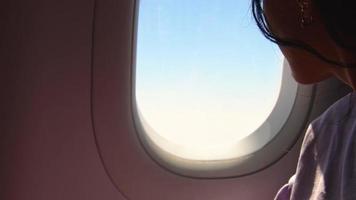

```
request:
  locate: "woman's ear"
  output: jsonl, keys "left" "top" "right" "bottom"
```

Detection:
{"left": 262, "top": 0, "right": 338, "bottom": 84}
{"left": 263, "top": 0, "right": 324, "bottom": 40}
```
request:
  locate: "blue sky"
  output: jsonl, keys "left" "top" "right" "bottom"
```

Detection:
{"left": 135, "top": 0, "right": 284, "bottom": 160}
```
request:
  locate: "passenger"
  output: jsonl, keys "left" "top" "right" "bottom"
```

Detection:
{"left": 252, "top": 0, "right": 356, "bottom": 199}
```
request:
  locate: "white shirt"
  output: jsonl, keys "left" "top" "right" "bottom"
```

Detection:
{"left": 275, "top": 91, "right": 356, "bottom": 200}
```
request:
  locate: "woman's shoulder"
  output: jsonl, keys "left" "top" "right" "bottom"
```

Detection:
{"left": 311, "top": 91, "right": 356, "bottom": 130}
{"left": 305, "top": 91, "right": 356, "bottom": 163}
{"left": 296, "top": 91, "right": 356, "bottom": 200}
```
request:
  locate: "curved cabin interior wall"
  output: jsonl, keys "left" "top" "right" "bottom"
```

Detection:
{"left": 0, "top": 0, "right": 350, "bottom": 199}
{"left": 0, "top": 0, "right": 124, "bottom": 199}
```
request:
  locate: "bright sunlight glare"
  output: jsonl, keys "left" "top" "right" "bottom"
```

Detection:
{"left": 135, "top": 0, "right": 283, "bottom": 160}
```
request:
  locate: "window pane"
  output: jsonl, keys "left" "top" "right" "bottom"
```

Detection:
{"left": 135, "top": 0, "right": 283, "bottom": 160}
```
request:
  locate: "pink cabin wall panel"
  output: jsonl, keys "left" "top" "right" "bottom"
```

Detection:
{"left": 0, "top": 1, "right": 124, "bottom": 199}
{"left": 0, "top": 0, "right": 301, "bottom": 199}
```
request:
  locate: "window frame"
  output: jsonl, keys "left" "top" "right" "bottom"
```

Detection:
{"left": 133, "top": 60, "right": 314, "bottom": 178}
{"left": 131, "top": 0, "right": 315, "bottom": 178}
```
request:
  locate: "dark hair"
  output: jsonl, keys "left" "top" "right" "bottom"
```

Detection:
{"left": 251, "top": 0, "right": 356, "bottom": 68}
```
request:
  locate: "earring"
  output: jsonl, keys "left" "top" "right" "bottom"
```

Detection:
{"left": 297, "top": 0, "right": 314, "bottom": 28}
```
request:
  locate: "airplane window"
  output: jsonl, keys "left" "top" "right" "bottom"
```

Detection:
{"left": 133, "top": 0, "right": 298, "bottom": 176}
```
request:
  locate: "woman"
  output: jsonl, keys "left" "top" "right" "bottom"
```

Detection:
{"left": 252, "top": 0, "right": 356, "bottom": 199}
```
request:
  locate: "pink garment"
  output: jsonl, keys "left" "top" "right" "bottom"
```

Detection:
{"left": 275, "top": 91, "right": 356, "bottom": 200}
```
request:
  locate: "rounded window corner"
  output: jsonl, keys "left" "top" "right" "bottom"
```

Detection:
{"left": 131, "top": 60, "right": 316, "bottom": 178}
